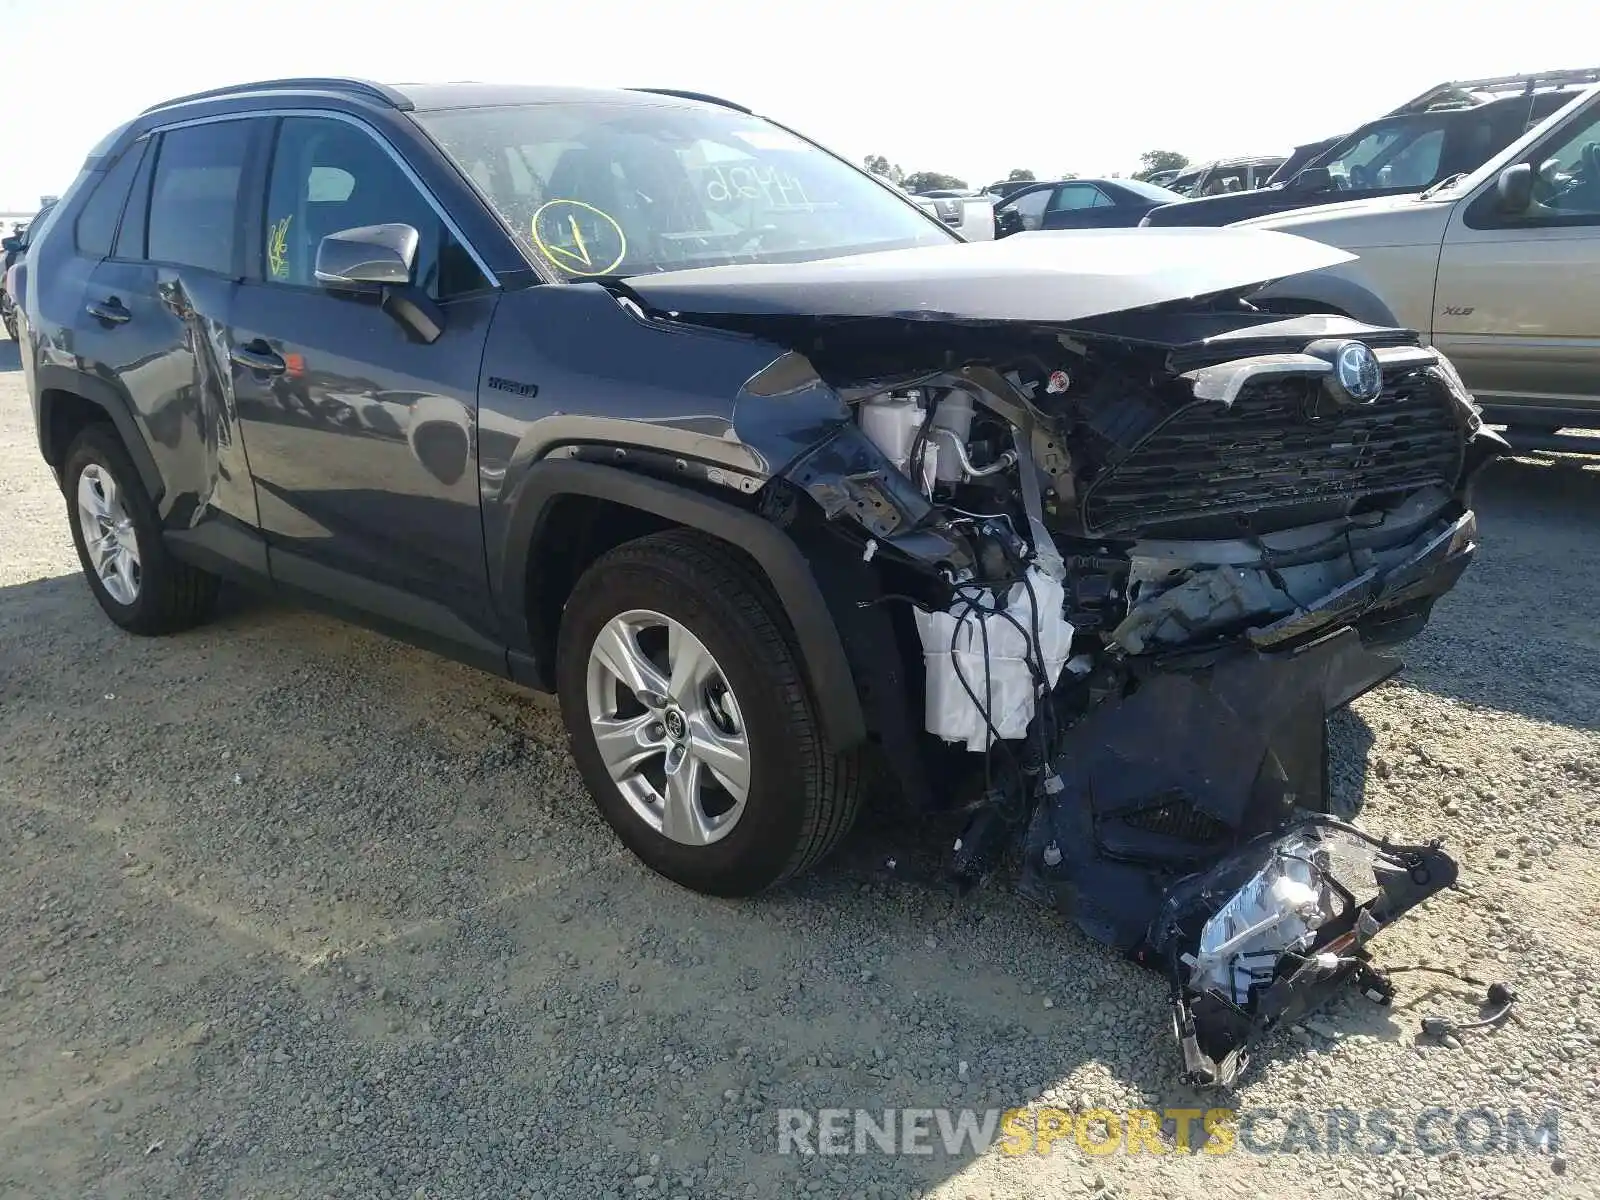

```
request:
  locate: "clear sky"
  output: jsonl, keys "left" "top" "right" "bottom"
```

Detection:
{"left": 0, "top": 0, "right": 1588, "bottom": 209}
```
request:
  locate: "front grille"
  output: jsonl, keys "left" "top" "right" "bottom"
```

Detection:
{"left": 1080, "top": 368, "right": 1465, "bottom": 537}
{"left": 1116, "top": 791, "right": 1231, "bottom": 845}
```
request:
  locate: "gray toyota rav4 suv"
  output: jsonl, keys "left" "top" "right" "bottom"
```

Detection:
{"left": 21, "top": 77, "right": 1502, "bottom": 1084}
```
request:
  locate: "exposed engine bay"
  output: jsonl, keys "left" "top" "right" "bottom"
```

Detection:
{"left": 748, "top": 304, "right": 1501, "bottom": 1086}
{"left": 623, "top": 234, "right": 1506, "bottom": 1087}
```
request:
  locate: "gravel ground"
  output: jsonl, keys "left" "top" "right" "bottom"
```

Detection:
{"left": 2, "top": 335, "right": 1598, "bottom": 1200}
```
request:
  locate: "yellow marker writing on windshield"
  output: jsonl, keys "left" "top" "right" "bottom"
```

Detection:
{"left": 567, "top": 214, "right": 591, "bottom": 268}
{"left": 530, "top": 199, "right": 626, "bottom": 276}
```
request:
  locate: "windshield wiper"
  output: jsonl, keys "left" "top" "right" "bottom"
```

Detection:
{"left": 1419, "top": 173, "right": 1466, "bottom": 199}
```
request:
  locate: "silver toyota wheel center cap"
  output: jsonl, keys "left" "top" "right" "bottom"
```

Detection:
{"left": 663, "top": 708, "right": 687, "bottom": 741}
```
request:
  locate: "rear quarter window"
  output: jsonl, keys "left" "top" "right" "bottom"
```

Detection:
{"left": 73, "top": 140, "right": 147, "bottom": 260}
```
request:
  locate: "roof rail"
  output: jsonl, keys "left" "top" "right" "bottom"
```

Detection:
{"left": 141, "top": 77, "right": 412, "bottom": 115}
{"left": 628, "top": 88, "right": 752, "bottom": 114}
{"left": 1387, "top": 67, "right": 1600, "bottom": 115}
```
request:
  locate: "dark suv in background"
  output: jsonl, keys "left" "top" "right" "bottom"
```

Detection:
{"left": 1144, "top": 68, "right": 1599, "bottom": 227}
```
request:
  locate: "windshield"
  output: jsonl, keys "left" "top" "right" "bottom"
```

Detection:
{"left": 415, "top": 101, "right": 953, "bottom": 278}
{"left": 1117, "top": 178, "right": 1187, "bottom": 203}
{"left": 1320, "top": 117, "right": 1448, "bottom": 191}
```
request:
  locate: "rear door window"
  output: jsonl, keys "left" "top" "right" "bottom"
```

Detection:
{"left": 147, "top": 120, "right": 254, "bottom": 275}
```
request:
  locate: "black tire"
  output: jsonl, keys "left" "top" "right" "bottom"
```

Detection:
{"left": 555, "top": 529, "right": 863, "bottom": 896}
{"left": 2, "top": 299, "right": 17, "bottom": 342}
{"left": 62, "top": 424, "right": 220, "bottom": 635}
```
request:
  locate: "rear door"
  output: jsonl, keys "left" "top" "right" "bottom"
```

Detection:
{"left": 1432, "top": 97, "right": 1600, "bottom": 424}
{"left": 227, "top": 111, "right": 504, "bottom": 665}
{"left": 76, "top": 118, "right": 265, "bottom": 549}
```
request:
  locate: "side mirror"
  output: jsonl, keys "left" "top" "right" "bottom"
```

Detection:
{"left": 1290, "top": 166, "right": 1332, "bottom": 193}
{"left": 314, "top": 223, "right": 444, "bottom": 344}
{"left": 314, "top": 223, "right": 418, "bottom": 288}
{"left": 1496, "top": 163, "right": 1534, "bottom": 213}
{"left": 1, "top": 236, "right": 20, "bottom": 254}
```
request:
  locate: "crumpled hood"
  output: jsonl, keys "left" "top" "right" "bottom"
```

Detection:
{"left": 622, "top": 227, "right": 1354, "bottom": 324}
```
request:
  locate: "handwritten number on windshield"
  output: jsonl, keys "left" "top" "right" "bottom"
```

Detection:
{"left": 704, "top": 164, "right": 811, "bottom": 208}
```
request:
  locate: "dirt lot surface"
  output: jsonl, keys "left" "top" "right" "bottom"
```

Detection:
{"left": 2, "top": 336, "right": 1599, "bottom": 1199}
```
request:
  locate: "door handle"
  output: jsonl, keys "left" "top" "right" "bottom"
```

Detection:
{"left": 230, "top": 342, "right": 287, "bottom": 375}
{"left": 85, "top": 296, "right": 130, "bottom": 325}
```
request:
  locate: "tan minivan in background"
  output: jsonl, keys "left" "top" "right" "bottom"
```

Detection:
{"left": 1243, "top": 82, "right": 1600, "bottom": 450}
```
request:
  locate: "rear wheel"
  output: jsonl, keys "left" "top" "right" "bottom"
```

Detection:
{"left": 555, "top": 529, "right": 863, "bottom": 896}
{"left": 62, "top": 425, "right": 220, "bottom": 634}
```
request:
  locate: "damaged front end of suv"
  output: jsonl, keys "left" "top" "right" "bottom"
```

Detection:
{"left": 619, "top": 227, "right": 1502, "bottom": 1087}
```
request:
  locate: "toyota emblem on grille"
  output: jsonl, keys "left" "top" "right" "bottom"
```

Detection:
{"left": 1332, "top": 341, "right": 1384, "bottom": 405}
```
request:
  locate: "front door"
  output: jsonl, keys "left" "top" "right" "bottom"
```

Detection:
{"left": 1432, "top": 97, "right": 1600, "bottom": 425}
{"left": 227, "top": 112, "right": 503, "bottom": 665}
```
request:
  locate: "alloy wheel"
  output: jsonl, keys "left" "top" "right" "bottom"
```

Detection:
{"left": 75, "top": 464, "right": 142, "bottom": 605}
{"left": 584, "top": 609, "right": 752, "bottom": 846}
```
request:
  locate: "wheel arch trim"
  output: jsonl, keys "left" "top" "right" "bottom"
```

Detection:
{"left": 1250, "top": 270, "right": 1401, "bottom": 327}
{"left": 500, "top": 458, "right": 867, "bottom": 751}
{"left": 35, "top": 365, "right": 164, "bottom": 504}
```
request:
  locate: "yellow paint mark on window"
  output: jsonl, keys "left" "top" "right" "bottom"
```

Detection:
{"left": 530, "top": 199, "right": 626, "bottom": 276}
{"left": 267, "top": 215, "right": 293, "bottom": 280}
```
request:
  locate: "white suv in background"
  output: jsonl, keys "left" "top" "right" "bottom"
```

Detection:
{"left": 1245, "top": 83, "right": 1600, "bottom": 447}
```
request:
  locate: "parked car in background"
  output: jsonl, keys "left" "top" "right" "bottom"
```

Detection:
{"left": 1144, "top": 68, "right": 1600, "bottom": 227}
{"left": 2, "top": 197, "right": 57, "bottom": 340}
{"left": 911, "top": 192, "right": 996, "bottom": 239}
{"left": 981, "top": 179, "right": 1039, "bottom": 200}
{"left": 1165, "top": 155, "right": 1286, "bottom": 196}
{"left": 1243, "top": 81, "right": 1600, "bottom": 450}
{"left": 1264, "top": 137, "right": 1340, "bottom": 186}
{"left": 992, "top": 177, "right": 1185, "bottom": 235}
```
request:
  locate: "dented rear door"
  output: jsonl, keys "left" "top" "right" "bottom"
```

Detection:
{"left": 78, "top": 116, "right": 265, "bottom": 543}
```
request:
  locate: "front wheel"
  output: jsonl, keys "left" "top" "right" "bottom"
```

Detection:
{"left": 555, "top": 530, "right": 862, "bottom": 896}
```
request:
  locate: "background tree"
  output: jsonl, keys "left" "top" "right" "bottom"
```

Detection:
{"left": 1006, "top": 168, "right": 1036, "bottom": 182}
{"left": 863, "top": 155, "right": 906, "bottom": 185}
{"left": 902, "top": 171, "right": 969, "bottom": 193}
{"left": 1133, "top": 150, "right": 1189, "bottom": 181}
